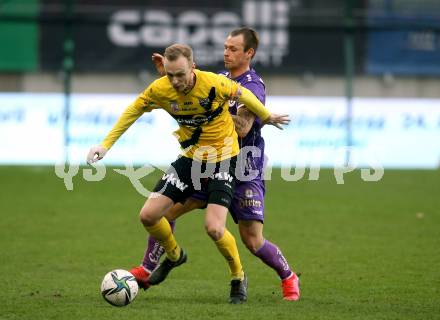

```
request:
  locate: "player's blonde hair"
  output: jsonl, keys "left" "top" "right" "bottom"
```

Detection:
{"left": 164, "top": 44, "right": 194, "bottom": 64}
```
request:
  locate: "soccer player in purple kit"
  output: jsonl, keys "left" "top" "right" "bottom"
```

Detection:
{"left": 130, "top": 27, "right": 300, "bottom": 301}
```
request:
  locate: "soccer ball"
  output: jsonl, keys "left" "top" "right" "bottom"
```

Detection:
{"left": 101, "top": 269, "right": 139, "bottom": 307}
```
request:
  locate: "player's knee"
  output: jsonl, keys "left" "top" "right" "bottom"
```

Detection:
{"left": 139, "top": 207, "right": 155, "bottom": 226}
{"left": 205, "top": 222, "right": 224, "bottom": 241}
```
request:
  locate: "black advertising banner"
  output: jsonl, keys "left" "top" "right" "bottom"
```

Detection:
{"left": 40, "top": 0, "right": 365, "bottom": 74}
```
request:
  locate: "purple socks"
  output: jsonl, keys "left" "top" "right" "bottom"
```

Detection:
{"left": 141, "top": 220, "right": 175, "bottom": 271}
{"left": 254, "top": 239, "right": 292, "bottom": 280}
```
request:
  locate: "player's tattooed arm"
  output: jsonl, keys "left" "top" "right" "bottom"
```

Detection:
{"left": 232, "top": 106, "right": 256, "bottom": 138}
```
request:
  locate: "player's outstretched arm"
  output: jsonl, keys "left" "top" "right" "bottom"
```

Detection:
{"left": 237, "top": 86, "right": 290, "bottom": 129}
{"left": 87, "top": 145, "right": 108, "bottom": 164}
{"left": 264, "top": 113, "right": 290, "bottom": 130}
{"left": 86, "top": 100, "right": 145, "bottom": 164}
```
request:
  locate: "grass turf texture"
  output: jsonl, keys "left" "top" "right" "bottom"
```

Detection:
{"left": 0, "top": 166, "right": 439, "bottom": 320}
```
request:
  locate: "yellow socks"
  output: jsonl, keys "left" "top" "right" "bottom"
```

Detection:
{"left": 214, "top": 229, "right": 244, "bottom": 280}
{"left": 145, "top": 218, "right": 243, "bottom": 280}
{"left": 145, "top": 217, "right": 181, "bottom": 261}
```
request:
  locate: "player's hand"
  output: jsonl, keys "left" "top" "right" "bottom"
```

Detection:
{"left": 264, "top": 113, "right": 291, "bottom": 129}
{"left": 86, "top": 145, "right": 108, "bottom": 164}
{"left": 152, "top": 53, "right": 165, "bottom": 76}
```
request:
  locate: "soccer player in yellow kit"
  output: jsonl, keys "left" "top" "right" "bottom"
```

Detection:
{"left": 87, "top": 44, "right": 289, "bottom": 303}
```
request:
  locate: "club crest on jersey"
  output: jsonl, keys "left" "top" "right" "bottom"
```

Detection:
{"left": 199, "top": 87, "right": 216, "bottom": 111}
{"left": 199, "top": 97, "right": 210, "bottom": 109}
{"left": 170, "top": 101, "right": 179, "bottom": 113}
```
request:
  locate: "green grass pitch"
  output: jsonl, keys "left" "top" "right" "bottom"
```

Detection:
{"left": 0, "top": 166, "right": 439, "bottom": 320}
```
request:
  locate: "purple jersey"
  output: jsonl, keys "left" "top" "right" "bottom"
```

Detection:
{"left": 191, "top": 69, "right": 268, "bottom": 224}
{"left": 221, "top": 69, "right": 266, "bottom": 181}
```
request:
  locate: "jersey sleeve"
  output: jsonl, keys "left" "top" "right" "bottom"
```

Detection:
{"left": 101, "top": 85, "right": 157, "bottom": 150}
{"left": 235, "top": 86, "right": 270, "bottom": 122}
{"left": 242, "top": 81, "right": 265, "bottom": 105}
{"left": 217, "top": 73, "right": 240, "bottom": 99}
{"left": 217, "top": 74, "right": 270, "bottom": 122}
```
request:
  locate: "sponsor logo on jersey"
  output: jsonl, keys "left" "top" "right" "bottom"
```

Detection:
{"left": 245, "top": 188, "right": 254, "bottom": 198}
{"left": 188, "top": 115, "right": 208, "bottom": 126}
{"left": 173, "top": 114, "right": 207, "bottom": 126}
{"left": 239, "top": 198, "right": 262, "bottom": 208}
{"left": 173, "top": 105, "right": 223, "bottom": 127}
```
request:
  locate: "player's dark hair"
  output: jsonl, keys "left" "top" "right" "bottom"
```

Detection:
{"left": 229, "top": 27, "right": 259, "bottom": 58}
{"left": 164, "top": 44, "right": 193, "bottom": 64}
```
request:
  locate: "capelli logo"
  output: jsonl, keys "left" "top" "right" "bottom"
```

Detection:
{"left": 107, "top": 0, "right": 291, "bottom": 66}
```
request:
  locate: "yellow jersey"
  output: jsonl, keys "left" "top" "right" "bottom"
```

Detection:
{"left": 101, "top": 69, "right": 270, "bottom": 162}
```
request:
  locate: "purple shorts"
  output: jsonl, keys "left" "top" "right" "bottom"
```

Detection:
{"left": 191, "top": 179, "right": 265, "bottom": 224}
